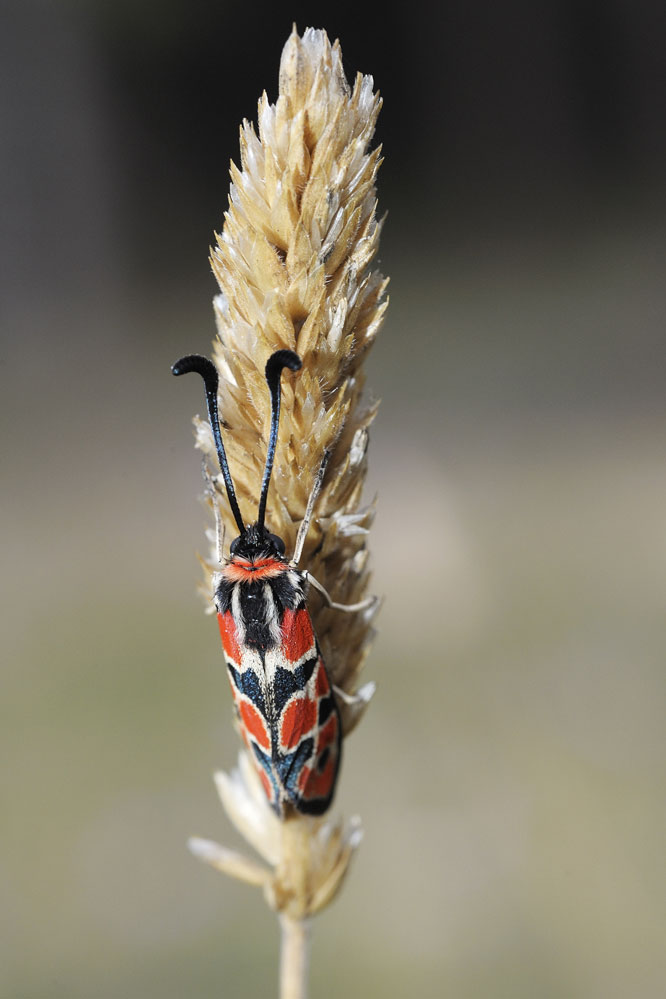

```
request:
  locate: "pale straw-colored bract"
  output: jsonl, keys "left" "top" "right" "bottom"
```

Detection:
{"left": 184, "top": 25, "right": 387, "bottom": 984}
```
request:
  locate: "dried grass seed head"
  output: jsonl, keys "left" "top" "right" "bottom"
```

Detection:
{"left": 185, "top": 24, "right": 388, "bottom": 920}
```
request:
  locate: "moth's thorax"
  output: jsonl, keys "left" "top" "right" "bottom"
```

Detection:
{"left": 213, "top": 551, "right": 307, "bottom": 623}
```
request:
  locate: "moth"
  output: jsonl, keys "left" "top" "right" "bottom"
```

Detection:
{"left": 173, "top": 350, "right": 368, "bottom": 815}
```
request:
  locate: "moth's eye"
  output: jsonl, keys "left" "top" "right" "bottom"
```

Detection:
{"left": 267, "top": 533, "right": 285, "bottom": 555}
{"left": 229, "top": 536, "right": 241, "bottom": 554}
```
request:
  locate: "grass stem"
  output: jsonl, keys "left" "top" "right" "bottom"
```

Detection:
{"left": 279, "top": 915, "right": 312, "bottom": 999}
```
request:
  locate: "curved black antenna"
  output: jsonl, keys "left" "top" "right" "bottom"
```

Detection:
{"left": 256, "top": 350, "right": 302, "bottom": 533}
{"left": 171, "top": 354, "right": 245, "bottom": 536}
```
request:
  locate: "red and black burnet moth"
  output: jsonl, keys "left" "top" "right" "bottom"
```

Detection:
{"left": 173, "top": 350, "right": 366, "bottom": 816}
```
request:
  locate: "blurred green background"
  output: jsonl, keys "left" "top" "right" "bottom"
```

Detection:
{"left": 2, "top": 1, "right": 665, "bottom": 996}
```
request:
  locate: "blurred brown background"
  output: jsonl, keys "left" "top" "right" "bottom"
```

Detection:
{"left": 2, "top": 1, "right": 665, "bottom": 997}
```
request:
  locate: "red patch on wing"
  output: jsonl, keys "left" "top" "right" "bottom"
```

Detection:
{"left": 218, "top": 611, "right": 241, "bottom": 662}
{"left": 280, "top": 696, "right": 317, "bottom": 749}
{"left": 280, "top": 608, "right": 315, "bottom": 663}
{"left": 314, "top": 662, "right": 330, "bottom": 697}
{"left": 222, "top": 557, "right": 287, "bottom": 582}
{"left": 239, "top": 700, "right": 271, "bottom": 751}
{"left": 298, "top": 755, "right": 337, "bottom": 800}
{"left": 317, "top": 712, "right": 339, "bottom": 752}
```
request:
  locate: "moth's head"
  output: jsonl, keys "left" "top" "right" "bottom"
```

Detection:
{"left": 229, "top": 523, "right": 286, "bottom": 561}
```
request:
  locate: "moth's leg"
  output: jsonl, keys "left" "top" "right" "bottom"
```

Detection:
{"left": 202, "top": 460, "right": 225, "bottom": 565}
{"left": 291, "top": 449, "right": 331, "bottom": 567}
{"left": 306, "top": 571, "right": 377, "bottom": 613}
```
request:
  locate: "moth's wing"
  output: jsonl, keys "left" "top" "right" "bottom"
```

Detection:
{"left": 268, "top": 605, "right": 342, "bottom": 815}
{"left": 217, "top": 610, "right": 281, "bottom": 812}
{"left": 287, "top": 649, "right": 341, "bottom": 815}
